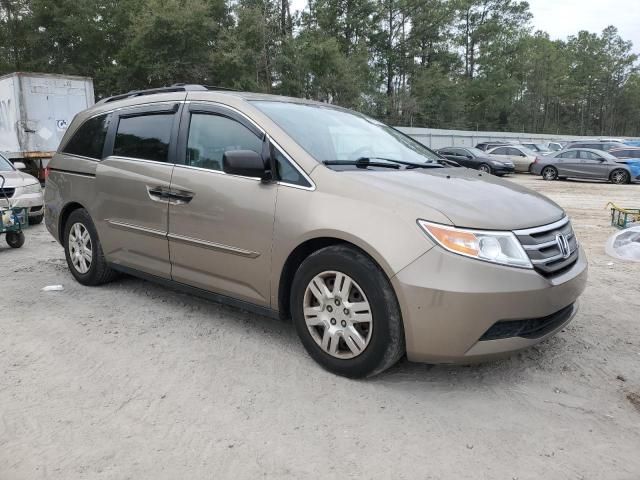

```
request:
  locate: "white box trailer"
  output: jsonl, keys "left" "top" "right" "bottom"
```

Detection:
{"left": 0, "top": 72, "right": 94, "bottom": 181}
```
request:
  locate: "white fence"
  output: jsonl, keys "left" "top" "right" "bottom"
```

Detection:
{"left": 396, "top": 127, "right": 640, "bottom": 150}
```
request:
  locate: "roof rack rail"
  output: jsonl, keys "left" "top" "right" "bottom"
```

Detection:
{"left": 96, "top": 83, "right": 238, "bottom": 105}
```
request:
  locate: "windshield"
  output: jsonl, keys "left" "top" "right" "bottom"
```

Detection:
{"left": 532, "top": 143, "right": 551, "bottom": 152}
{"left": 466, "top": 147, "right": 486, "bottom": 156}
{"left": 519, "top": 146, "right": 538, "bottom": 156}
{"left": 252, "top": 101, "right": 441, "bottom": 165}
{"left": 0, "top": 154, "right": 15, "bottom": 172}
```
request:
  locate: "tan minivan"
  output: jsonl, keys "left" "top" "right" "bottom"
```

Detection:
{"left": 44, "top": 85, "right": 588, "bottom": 377}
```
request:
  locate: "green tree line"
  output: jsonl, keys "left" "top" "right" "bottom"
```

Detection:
{"left": 1, "top": 0, "right": 639, "bottom": 135}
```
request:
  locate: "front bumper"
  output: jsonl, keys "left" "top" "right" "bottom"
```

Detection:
{"left": 1, "top": 191, "right": 44, "bottom": 216}
{"left": 493, "top": 164, "right": 515, "bottom": 175}
{"left": 392, "top": 245, "right": 588, "bottom": 363}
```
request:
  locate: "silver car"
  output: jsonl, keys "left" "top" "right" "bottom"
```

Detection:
{"left": 0, "top": 153, "right": 44, "bottom": 223}
{"left": 530, "top": 148, "right": 636, "bottom": 184}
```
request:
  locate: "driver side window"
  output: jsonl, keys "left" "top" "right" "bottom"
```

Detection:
{"left": 580, "top": 151, "right": 601, "bottom": 160}
{"left": 187, "top": 114, "right": 262, "bottom": 171}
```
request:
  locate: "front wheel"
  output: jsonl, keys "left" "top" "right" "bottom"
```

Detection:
{"left": 478, "top": 163, "right": 492, "bottom": 174}
{"left": 63, "top": 208, "right": 118, "bottom": 286}
{"left": 6, "top": 231, "right": 25, "bottom": 248}
{"left": 542, "top": 166, "right": 558, "bottom": 181}
{"left": 610, "top": 169, "right": 630, "bottom": 184}
{"left": 291, "top": 245, "right": 405, "bottom": 378}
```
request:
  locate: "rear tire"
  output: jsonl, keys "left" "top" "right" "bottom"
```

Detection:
{"left": 63, "top": 208, "right": 118, "bottom": 286}
{"left": 6, "top": 231, "right": 25, "bottom": 248}
{"left": 30, "top": 213, "right": 44, "bottom": 225}
{"left": 610, "top": 169, "right": 630, "bottom": 184}
{"left": 478, "top": 163, "right": 492, "bottom": 174}
{"left": 290, "top": 245, "right": 405, "bottom": 378}
{"left": 541, "top": 166, "right": 558, "bottom": 181}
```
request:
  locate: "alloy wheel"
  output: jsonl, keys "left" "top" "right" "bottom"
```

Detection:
{"left": 68, "top": 222, "right": 92, "bottom": 274}
{"left": 611, "top": 170, "right": 629, "bottom": 184}
{"left": 478, "top": 164, "right": 491, "bottom": 173}
{"left": 542, "top": 167, "right": 557, "bottom": 180}
{"left": 303, "top": 271, "right": 373, "bottom": 359}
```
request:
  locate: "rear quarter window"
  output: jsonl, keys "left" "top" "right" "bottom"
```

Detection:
{"left": 62, "top": 113, "right": 111, "bottom": 160}
{"left": 113, "top": 114, "right": 174, "bottom": 162}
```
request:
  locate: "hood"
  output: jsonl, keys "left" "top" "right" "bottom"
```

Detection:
{"left": 0, "top": 170, "right": 39, "bottom": 188}
{"left": 342, "top": 167, "right": 565, "bottom": 230}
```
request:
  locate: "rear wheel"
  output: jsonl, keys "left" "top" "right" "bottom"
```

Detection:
{"left": 30, "top": 213, "right": 44, "bottom": 225}
{"left": 542, "top": 166, "right": 558, "bottom": 181}
{"left": 64, "top": 208, "right": 117, "bottom": 286}
{"left": 6, "top": 231, "right": 25, "bottom": 248}
{"left": 610, "top": 169, "right": 630, "bottom": 184}
{"left": 478, "top": 163, "right": 492, "bottom": 174}
{"left": 291, "top": 245, "right": 405, "bottom": 378}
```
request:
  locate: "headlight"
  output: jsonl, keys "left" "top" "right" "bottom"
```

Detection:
{"left": 22, "top": 183, "right": 42, "bottom": 194}
{"left": 417, "top": 220, "right": 532, "bottom": 268}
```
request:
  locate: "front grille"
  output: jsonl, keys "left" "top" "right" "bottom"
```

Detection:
{"left": 0, "top": 187, "right": 15, "bottom": 198}
{"left": 479, "top": 304, "right": 575, "bottom": 341}
{"left": 514, "top": 217, "right": 578, "bottom": 276}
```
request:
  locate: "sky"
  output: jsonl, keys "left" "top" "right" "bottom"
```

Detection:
{"left": 527, "top": 0, "right": 640, "bottom": 53}
{"left": 289, "top": 0, "right": 640, "bottom": 54}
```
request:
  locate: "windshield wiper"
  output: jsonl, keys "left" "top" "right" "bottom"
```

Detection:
{"left": 322, "top": 159, "right": 400, "bottom": 169}
{"left": 356, "top": 157, "right": 443, "bottom": 169}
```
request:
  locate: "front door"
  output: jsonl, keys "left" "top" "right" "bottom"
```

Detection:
{"left": 577, "top": 150, "right": 608, "bottom": 179}
{"left": 167, "top": 103, "right": 277, "bottom": 306}
{"left": 95, "top": 103, "right": 182, "bottom": 279}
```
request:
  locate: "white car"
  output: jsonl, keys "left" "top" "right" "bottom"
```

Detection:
{"left": 0, "top": 153, "right": 44, "bottom": 225}
{"left": 486, "top": 145, "right": 541, "bottom": 173}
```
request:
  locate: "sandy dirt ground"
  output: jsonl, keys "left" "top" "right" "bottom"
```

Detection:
{"left": 1, "top": 174, "right": 639, "bottom": 480}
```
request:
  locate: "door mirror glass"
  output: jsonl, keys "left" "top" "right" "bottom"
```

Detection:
{"left": 223, "top": 150, "right": 266, "bottom": 179}
{"left": 13, "top": 161, "right": 26, "bottom": 170}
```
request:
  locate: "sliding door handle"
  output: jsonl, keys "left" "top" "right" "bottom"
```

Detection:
{"left": 147, "top": 185, "right": 171, "bottom": 202}
{"left": 168, "top": 190, "right": 194, "bottom": 204}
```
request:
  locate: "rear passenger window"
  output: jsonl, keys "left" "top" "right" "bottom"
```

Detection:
{"left": 492, "top": 147, "right": 507, "bottom": 155}
{"left": 113, "top": 114, "right": 174, "bottom": 162}
{"left": 558, "top": 150, "right": 578, "bottom": 159}
{"left": 62, "top": 113, "right": 110, "bottom": 159}
{"left": 186, "top": 114, "right": 262, "bottom": 171}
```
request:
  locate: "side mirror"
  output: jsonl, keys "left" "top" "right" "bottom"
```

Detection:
{"left": 223, "top": 150, "right": 268, "bottom": 180}
{"left": 13, "top": 161, "right": 26, "bottom": 170}
{"left": 465, "top": 155, "right": 472, "bottom": 159}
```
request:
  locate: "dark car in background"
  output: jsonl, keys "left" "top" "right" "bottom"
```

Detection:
{"left": 565, "top": 140, "right": 623, "bottom": 152}
{"left": 436, "top": 146, "right": 515, "bottom": 175}
{"left": 609, "top": 146, "right": 640, "bottom": 160}
{"left": 521, "top": 143, "right": 553, "bottom": 155}
{"left": 530, "top": 148, "right": 636, "bottom": 184}
{"left": 474, "top": 142, "right": 512, "bottom": 152}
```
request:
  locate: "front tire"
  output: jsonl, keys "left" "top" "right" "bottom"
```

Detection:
{"left": 478, "top": 163, "right": 492, "bottom": 174}
{"left": 63, "top": 208, "right": 117, "bottom": 286}
{"left": 290, "top": 245, "right": 405, "bottom": 378}
{"left": 610, "top": 169, "right": 630, "bottom": 184}
{"left": 542, "top": 166, "right": 558, "bottom": 181}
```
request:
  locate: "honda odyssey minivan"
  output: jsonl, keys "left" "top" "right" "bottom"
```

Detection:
{"left": 44, "top": 85, "right": 588, "bottom": 377}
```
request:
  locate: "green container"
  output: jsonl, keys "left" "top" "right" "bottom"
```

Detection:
{"left": 609, "top": 205, "right": 640, "bottom": 229}
{"left": 0, "top": 207, "right": 28, "bottom": 233}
